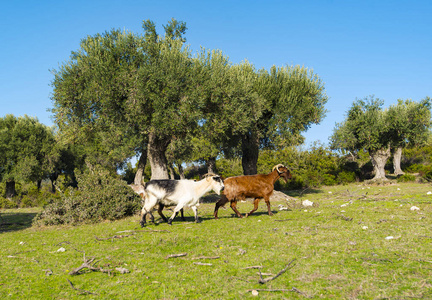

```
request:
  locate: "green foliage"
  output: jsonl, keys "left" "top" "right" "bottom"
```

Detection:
{"left": 0, "top": 115, "right": 56, "bottom": 193}
{"left": 0, "top": 196, "right": 17, "bottom": 208}
{"left": 33, "top": 165, "right": 141, "bottom": 226}
{"left": 214, "top": 157, "right": 243, "bottom": 178}
{"left": 397, "top": 174, "right": 417, "bottom": 182}
{"left": 387, "top": 98, "right": 432, "bottom": 148}
{"left": 331, "top": 96, "right": 388, "bottom": 153}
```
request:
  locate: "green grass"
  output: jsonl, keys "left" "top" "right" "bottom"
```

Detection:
{"left": 1, "top": 182, "right": 432, "bottom": 299}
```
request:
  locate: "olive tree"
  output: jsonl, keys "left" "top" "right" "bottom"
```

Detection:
{"left": 387, "top": 97, "right": 432, "bottom": 175}
{"left": 51, "top": 19, "right": 197, "bottom": 180}
{"left": 0, "top": 115, "right": 56, "bottom": 198}
{"left": 241, "top": 65, "right": 328, "bottom": 175}
{"left": 330, "top": 96, "right": 391, "bottom": 180}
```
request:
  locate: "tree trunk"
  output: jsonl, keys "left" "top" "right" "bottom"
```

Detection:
{"left": 49, "top": 173, "right": 59, "bottom": 193}
{"left": 206, "top": 157, "right": 217, "bottom": 174}
{"left": 5, "top": 180, "right": 16, "bottom": 199}
{"left": 134, "top": 149, "right": 147, "bottom": 185}
{"left": 178, "top": 163, "right": 185, "bottom": 179}
{"left": 168, "top": 164, "right": 176, "bottom": 179}
{"left": 393, "top": 146, "right": 405, "bottom": 176}
{"left": 147, "top": 132, "right": 170, "bottom": 180}
{"left": 241, "top": 131, "right": 259, "bottom": 175}
{"left": 369, "top": 147, "right": 391, "bottom": 180}
{"left": 37, "top": 180, "right": 42, "bottom": 190}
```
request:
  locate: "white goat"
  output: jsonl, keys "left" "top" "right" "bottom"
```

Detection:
{"left": 129, "top": 183, "right": 185, "bottom": 222}
{"left": 140, "top": 175, "right": 224, "bottom": 226}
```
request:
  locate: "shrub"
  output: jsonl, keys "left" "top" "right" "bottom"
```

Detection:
{"left": 33, "top": 164, "right": 141, "bottom": 226}
{"left": 397, "top": 174, "right": 416, "bottom": 182}
{"left": 337, "top": 171, "right": 357, "bottom": 184}
{"left": 0, "top": 196, "right": 17, "bottom": 208}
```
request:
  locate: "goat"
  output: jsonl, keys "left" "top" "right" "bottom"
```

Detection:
{"left": 129, "top": 183, "right": 185, "bottom": 223}
{"left": 140, "top": 174, "right": 224, "bottom": 227}
{"left": 213, "top": 164, "right": 292, "bottom": 219}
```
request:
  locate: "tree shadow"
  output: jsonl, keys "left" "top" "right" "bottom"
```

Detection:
{"left": 0, "top": 211, "right": 38, "bottom": 233}
{"left": 283, "top": 188, "right": 323, "bottom": 198}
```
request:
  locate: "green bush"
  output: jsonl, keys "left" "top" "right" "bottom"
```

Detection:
{"left": 0, "top": 196, "right": 17, "bottom": 208}
{"left": 337, "top": 170, "right": 357, "bottom": 184}
{"left": 397, "top": 174, "right": 416, "bottom": 182}
{"left": 33, "top": 164, "right": 141, "bottom": 226}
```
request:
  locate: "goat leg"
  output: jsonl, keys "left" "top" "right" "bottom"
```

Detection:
{"left": 214, "top": 196, "right": 229, "bottom": 219}
{"left": 230, "top": 201, "right": 243, "bottom": 218}
{"left": 167, "top": 212, "right": 177, "bottom": 225}
{"left": 157, "top": 204, "right": 168, "bottom": 222}
{"left": 140, "top": 209, "right": 147, "bottom": 227}
{"left": 180, "top": 208, "right": 185, "bottom": 221}
{"left": 191, "top": 206, "right": 201, "bottom": 223}
{"left": 246, "top": 198, "right": 260, "bottom": 217}
{"left": 265, "top": 198, "right": 274, "bottom": 216}
{"left": 168, "top": 204, "right": 183, "bottom": 225}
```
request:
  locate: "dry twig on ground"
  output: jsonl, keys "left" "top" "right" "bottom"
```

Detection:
{"left": 258, "top": 259, "right": 296, "bottom": 284}
{"left": 66, "top": 279, "right": 98, "bottom": 295}
{"left": 165, "top": 253, "right": 188, "bottom": 259}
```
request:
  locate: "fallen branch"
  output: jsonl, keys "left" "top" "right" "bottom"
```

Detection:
{"left": 116, "top": 229, "right": 171, "bottom": 233}
{"left": 43, "top": 268, "right": 53, "bottom": 276}
{"left": 69, "top": 257, "right": 113, "bottom": 275}
{"left": 335, "top": 213, "right": 353, "bottom": 221}
{"left": 165, "top": 253, "right": 187, "bottom": 259}
{"left": 258, "top": 259, "right": 296, "bottom": 284}
{"left": 248, "top": 287, "right": 309, "bottom": 297}
{"left": 95, "top": 234, "right": 135, "bottom": 241}
{"left": 243, "top": 265, "right": 263, "bottom": 269}
{"left": 193, "top": 262, "right": 212, "bottom": 266}
{"left": 66, "top": 279, "right": 98, "bottom": 295}
{"left": 191, "top": 256, "right": 220, "bottom": 260}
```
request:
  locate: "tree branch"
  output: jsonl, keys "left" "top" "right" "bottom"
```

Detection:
{"left": 258, "top": 259, "right": 296, "bottom": 284}
{"left": 66, "top": 279, "right": 98, "bottom": 295}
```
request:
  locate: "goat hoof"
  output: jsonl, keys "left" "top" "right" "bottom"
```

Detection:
{"left": 195, "top": 219, "right": 202, "bottom": 223}
{"left": 140, "top": 222, "right": 146, "bottom": 228}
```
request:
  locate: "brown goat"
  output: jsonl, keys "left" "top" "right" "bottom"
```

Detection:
{"left": 213, "top": 164, "right": 292, "bottom": 219}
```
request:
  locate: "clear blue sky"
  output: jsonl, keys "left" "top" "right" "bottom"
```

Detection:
{"left": 1, "top": 0, "right": 431, "bottom": 146}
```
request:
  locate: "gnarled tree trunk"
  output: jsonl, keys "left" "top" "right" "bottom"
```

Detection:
{"left": 369, "top": 146, "right": 391, "bottom": 180}
{"left": 134, "top": 149, "right": 147, "bottom": 185}
{"left": 178, "top": 163, "right": 185, "bottom": 179}
{"left": 168, "top": 164, "right": 176, "bottom": 179}
{"left": 241, "top": 131, "right": 259, "bottom": 175}
{"left": 393, "top": 146, "right": 405, "bottom": 176}
{"left": 147, "top": 132, "right": 170, "bottom": 180}
{"left": 206, "top": 157, "right": 217, "bottom": 174}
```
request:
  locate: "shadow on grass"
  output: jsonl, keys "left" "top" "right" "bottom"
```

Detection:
{"left": 283, "top": 188, "right": 323, "bottom": 198}
{"left": 0, "top": 211, "right": 38, "bottom": 233}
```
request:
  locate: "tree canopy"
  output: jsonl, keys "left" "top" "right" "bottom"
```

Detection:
{"left": 51, "top": 18, "right": 329, "bottom": 179}
{"left": 0, "top": 115, "right": 56, "bottom": 198}
{"left": 330, "top": 96, "right": 432, "bottom": 180}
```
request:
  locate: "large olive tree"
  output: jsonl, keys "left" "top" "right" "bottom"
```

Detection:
{"left": 330, "top": 96, "right": 391, "bottom": 180}
{"left": 241, "top": 65, "right": 328, "bottom": 175}
{"left": 51, "top": 19, "right": 198, "bottom": 180}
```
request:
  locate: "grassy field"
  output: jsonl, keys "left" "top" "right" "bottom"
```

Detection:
{"left": 1, "top": 182, "right": 432, "bottom": 299}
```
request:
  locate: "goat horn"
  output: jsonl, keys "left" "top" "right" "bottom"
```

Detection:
{"left": 202, "top": 172, "right": 217, "bottom": 178}
{"left": 272, "top": 164, "right": 285, "bottom": 172}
